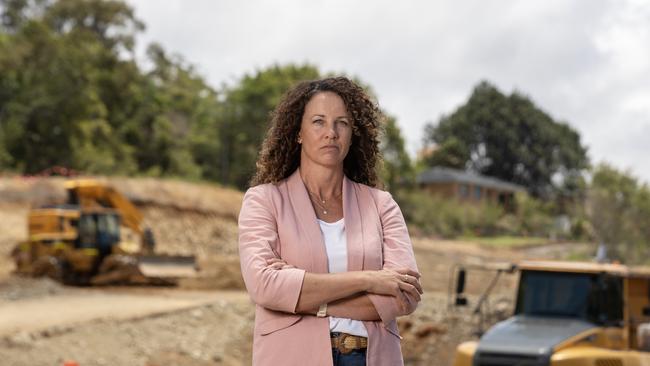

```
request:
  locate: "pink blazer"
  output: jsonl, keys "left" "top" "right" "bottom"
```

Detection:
{"left": 238, "top": 169, "right": 420, "bottom": 366}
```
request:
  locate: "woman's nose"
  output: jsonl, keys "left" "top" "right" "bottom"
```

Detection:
{"left": 324, "top": 123, "right": 338, "bottom": 139}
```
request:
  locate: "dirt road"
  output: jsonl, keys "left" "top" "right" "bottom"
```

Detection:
{"left": 0, "top": 278, "right": 254, "bottom": 366}
{"left": 0, "top": 285, "right": 243, "bottom": 337}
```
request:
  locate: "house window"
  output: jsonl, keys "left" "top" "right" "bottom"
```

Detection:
{"left": 458, "top": 184, "right": 469, "bottom": 198}
{"left": 474, "top": 186, "right": 482, "bottom": 200}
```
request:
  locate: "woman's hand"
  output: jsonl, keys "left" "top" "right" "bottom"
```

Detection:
{"left": 266, "top": 258, "right": 296, "bottom": 270}
{"left": 364, "top": 268, "right": 423, "bottom": 302}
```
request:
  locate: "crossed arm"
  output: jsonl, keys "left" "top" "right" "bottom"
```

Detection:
{"left": 267, "top": 259, "right": 422, "bottom": 321}
{"left": 238, "top": 185, "right": 422, "bottom": 324}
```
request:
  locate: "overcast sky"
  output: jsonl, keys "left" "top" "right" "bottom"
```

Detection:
{"left": 126, "top": 0, "right": 650, "bottom": 184}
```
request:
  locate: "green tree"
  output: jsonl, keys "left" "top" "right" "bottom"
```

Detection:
{"left": 423, "top": 81, "right": 589, "bottom": 199}
{"left": 1, "top": 0, "right": 223, "bottom": 178}
{"left": 380, "top": 114, "right": 413, "bottom": 191}
{"left": 219, "top": 64, "right": 320, "bottom": 188}
{"left": 122, "top": 43, "right": 218, "bottom": 179}
{"left": 588, "top": 163, "right": 650, "bottom": 263}
{"left": 0, "top": 0, "right": 143, "bottom": 174}
{"left": 423, "top": 135, "right": 467, "bottom": 170}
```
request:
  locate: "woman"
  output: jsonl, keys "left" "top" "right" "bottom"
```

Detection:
{"left": 238, "top": 77, "right": 422, "bottom": 366}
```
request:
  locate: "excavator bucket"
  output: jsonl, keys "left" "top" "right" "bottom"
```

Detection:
{"left": 137, "top": 255, "right": 199, "bottom": 279}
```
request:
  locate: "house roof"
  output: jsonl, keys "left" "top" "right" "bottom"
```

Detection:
{"left": 417, "top": 167, "right": 525, "bottom": 193}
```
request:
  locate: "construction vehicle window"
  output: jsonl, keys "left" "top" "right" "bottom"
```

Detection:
{"left": 97, "top": 214, "right": 119, "bottom": 238}
{"left": 109, "top": 214, "right": 119, "bottom": 236}
{"left": 593, "top": 275, "right": 624, "bottom": 325}
{"left": 78, "top": 215, "right": 96, "bottom": 248}
{"left": 516, "top": 270, "right": 623, "bottom": 325}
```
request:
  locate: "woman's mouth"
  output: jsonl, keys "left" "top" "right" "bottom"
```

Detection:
{"left": 321, "top": 145, "right": 339, "bottom": 151}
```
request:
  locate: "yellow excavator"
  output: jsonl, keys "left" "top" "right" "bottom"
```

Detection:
{"left": 452, "top": 260, "right": 650, "bottom": 366}
{"left": 11, "top": 179, "right": 198, "bottom": 285}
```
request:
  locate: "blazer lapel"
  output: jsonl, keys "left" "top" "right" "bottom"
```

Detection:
{"left": 286, "top": 169, "right": 329, "bottom": 273}
{"left": 343, "top": 176, "right": 365, "bottom": 271}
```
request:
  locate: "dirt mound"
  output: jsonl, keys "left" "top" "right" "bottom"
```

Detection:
{"left": 179, "top": 256, "right": 245, "bottom": 290}
{"left": 0, "top": 176, "right": 67, "bottom": 206}
{"left": 108, "top": 177, "right": 243, "bottom": 221}
{"left": 0, "top": 176, "right": 243, "bottom": 218}
{"left": 0, "top": 290, "right": 253, "bottom": 366}
{"left": 0, "top": 277, "right": 68, "bottom": 302}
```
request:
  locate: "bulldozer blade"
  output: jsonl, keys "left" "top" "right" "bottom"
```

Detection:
{"left": 137, "top": 255, "right": 199, "bottom": 279}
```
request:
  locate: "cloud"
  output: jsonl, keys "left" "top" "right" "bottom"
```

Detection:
{"left": 126, "top": 0, "right": 650, "bottom": 183}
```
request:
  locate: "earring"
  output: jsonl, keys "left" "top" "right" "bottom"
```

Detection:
{"left": 297, "top": 136, "right": 302, "bottom": 144}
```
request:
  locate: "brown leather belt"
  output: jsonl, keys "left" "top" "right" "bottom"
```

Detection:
{"left": 330, "top": 332, "right": 368, "bottom": 354}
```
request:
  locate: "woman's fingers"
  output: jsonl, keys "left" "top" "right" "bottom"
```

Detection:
{"left": 398, "top": 281, "right": 421, "bottom": 302}
{"left": 401, "top": 274, "right": 423, "bottom": 294}
{"left": 394, "top": 269, "right": 423, "bottom": 294}
{"left": 363, "top": 269, "right": 424, "bottom": 299}
{"left": 396, "top": 268, "right": 421, "bottom": 279}
{"left": 265, "top": 258, "right": 295, "bottom": 270}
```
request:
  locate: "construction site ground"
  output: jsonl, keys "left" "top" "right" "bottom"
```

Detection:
{"left": 0, "top": 176, "right": 593, "bottom": 366}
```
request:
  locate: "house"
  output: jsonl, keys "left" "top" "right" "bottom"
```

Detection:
{"left": 416, "top": 167, "right": 525, "bottom": 207}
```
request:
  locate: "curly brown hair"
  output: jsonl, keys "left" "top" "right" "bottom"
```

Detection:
{"left": 250, "top": 77, "right": 383, "bottom": 187}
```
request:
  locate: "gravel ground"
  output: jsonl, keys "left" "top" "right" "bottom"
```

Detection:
{"left": 0, "top": 278, "right": 508, "bottom": 366}
{"left": 0, "top": 277, "right": 68, "bottom": 302}
{"left": 0, "top": 290, "right": 254, "bottom": 366}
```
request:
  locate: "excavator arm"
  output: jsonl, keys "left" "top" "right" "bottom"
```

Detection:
{"left": 64, "top": 179, "right": 154, "bottom": 251}
{"left": 65, "top": 180, "right": 144, "bottom": 235}
{"left": 63, "top": 179, "right": 196, "bottom": 283}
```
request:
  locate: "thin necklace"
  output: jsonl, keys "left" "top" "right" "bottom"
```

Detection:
{"left": 306, "top": 189, "right": 341, "bottom": 215}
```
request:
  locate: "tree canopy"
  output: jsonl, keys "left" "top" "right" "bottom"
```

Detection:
{"left": 423, "top": 81, "right": 589, "bottom": 199}
{"left": 588, "top": 163, "right": 650, "bottom": 262}
{"left": 217, "top": 64, "right": 321, "bottom": 188}
{"left": 0, "top": 0, "right": 216, "bottom": 176}
{"left": 380, "top": 114, "right": 412, "bottom": 191}
{"left": 0, "top": 0, "right": 411, "bottom": 191}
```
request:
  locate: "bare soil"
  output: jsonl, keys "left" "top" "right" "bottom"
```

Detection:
{"left": 0, "top": 176, "right": 594, "bottom": 365}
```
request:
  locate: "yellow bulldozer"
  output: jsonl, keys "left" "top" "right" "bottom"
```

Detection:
{"left": 452, "top": 260, "right": 650, "bottom": 366}
{"left": 11, "top": 179, "right": 198, "bottom": 285}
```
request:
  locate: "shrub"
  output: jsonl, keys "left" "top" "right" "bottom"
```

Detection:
{"left": 395, "top": 190, "right": 504, "bottom": 238}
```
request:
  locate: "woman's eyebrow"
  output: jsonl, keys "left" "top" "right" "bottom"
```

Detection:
{"left": 309, "top": 114, "right": 349, "bottom": 119}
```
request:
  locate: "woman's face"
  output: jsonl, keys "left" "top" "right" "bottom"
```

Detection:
{"left": 298, "top": 91, "right": 353, "bottom": 169}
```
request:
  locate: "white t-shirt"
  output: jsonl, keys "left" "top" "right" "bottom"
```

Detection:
{"left": 318, "top": 218, "right": 368, "bottom": 337}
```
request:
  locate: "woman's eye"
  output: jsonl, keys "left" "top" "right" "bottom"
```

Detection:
{"left": 313, "top": 119, "right": 324, "bottom": 124}
{"left": 338, "top": 120, "right": 349, "bottom": 126}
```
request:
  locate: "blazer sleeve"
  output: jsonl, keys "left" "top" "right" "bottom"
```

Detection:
{"left": 367, "top": 191, "right": 420, "bottom": 324}
{"left": 238, "top": 184, "right": 306, "bottom": 313}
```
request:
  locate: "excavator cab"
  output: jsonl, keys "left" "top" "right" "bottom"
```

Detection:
{"left": 77, "top": 211, "right": 121, "bottom": 256}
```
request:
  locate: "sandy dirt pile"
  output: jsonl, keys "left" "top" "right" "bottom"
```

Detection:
{"left": 0, "top": 280, "right": 253, "bottom": 366}
{"left": 0, "top": 176, "right": 592, "bottom": 365}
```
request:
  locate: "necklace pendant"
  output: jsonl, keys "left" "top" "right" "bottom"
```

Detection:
{"left": 323, "top": 210, "right": 328, "bottom": 214}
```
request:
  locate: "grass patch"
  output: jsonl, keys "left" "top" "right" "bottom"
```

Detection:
{"left": 461, "top": 235, "right": 550, "bottom": 248}
{"left": 563, "top": 250, "right": 593, "bottom": 262}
